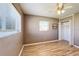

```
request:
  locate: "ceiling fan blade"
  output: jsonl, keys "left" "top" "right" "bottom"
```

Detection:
{"left": 64, "top": 6, "right": 72, "bottom": 10}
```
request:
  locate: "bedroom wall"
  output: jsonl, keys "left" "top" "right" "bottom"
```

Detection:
{"left": 24, "top": 15, "right": 58, "bottom": 44}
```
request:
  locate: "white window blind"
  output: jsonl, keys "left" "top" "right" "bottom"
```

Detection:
{"left": 39, "top": 21, "right": 49, "bottom": 31}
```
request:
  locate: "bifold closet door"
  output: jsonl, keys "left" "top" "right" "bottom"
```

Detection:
{"left": 61, "top": 21, "right": 71, "bottom": 42}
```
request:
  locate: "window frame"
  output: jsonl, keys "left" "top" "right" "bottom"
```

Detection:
{"left": 39, "top": 21, "right": 49, "bottom": 31}
{"left": 0, "top": 3, "right": 21, "bottom": 38}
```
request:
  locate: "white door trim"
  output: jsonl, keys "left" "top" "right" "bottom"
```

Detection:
{"left": 70, "top": 14, "right": 75, "bottom": 45}
{"left": 59, "top": 14, "right": 74, "bottom": 46}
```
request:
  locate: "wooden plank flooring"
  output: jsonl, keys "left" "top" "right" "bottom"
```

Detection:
{"left": 21, "top": 40, "right": 79, "bottom": 56}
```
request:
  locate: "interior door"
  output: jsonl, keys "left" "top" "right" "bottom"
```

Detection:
{"left": 61, "top": 21, "right": 71, "bottom": 42}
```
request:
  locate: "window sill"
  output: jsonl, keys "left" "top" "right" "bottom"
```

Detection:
{"left": 0, "top": 31, "right": 18, "bottom": 38}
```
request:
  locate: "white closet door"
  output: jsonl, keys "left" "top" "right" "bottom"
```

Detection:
{"left": 61, "top": 21, "right": 71, "bottom": 42}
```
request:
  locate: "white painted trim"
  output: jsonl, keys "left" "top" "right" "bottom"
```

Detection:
{"left": 58, "top": 21, "right": 62, "bottom": 40}
{"left": 18, "top": 40, "right": 60, "bottom": 56}
{"left": 59, "top": 14, "right": 75, "bottom": 45}
{"left": 68, "top": 17, "right": 72, "bottom": 45}
{"left": 58, "top": 15, "right": 63, "bottom": 40}
{"left": 18, "top": 40, "right": 79, "bottom": 56}
{"left": 18, "top": 45, "right": 24, "bottom": 56}
{"left": 70, "top": 14, "right": 75, "bottom": 45}
{"left": 23, "top": 40, "right": 60, "bottom": 46}
{"left": 73, "top": 45, "right": 79, "bottom": 48}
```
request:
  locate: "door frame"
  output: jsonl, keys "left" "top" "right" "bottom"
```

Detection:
{"left": 58, "top": 14, "right": 74, "bottom": 45}
{"left": 61, "top": 21, "right": 71, "bottom": 42}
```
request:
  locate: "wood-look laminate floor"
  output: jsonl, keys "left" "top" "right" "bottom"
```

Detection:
{"left": 21, "top": 40, "right": 79, "bottom": 56}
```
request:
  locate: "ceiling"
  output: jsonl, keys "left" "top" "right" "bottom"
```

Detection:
{"left": 20, "top": 3, "right": 79, "bottom": 19}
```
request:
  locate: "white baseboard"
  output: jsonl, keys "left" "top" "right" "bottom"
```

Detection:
{"left": 18, "top": 40, "right": 60, "bottom": 56}
{"left": 23, "top": 40, "right": 59, "bottom": 46}
{"left": 18, "top": 45, "right": 24, "bottom": 56}
{"left": 18, "top": 40, "right": 79, "bottom": 56}
{"left": 73, "top": 45, "right": 79, "bottom": 48}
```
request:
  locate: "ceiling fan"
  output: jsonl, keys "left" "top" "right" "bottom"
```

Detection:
{"left": 56, "top": 3, "right": 72, "bottom": 15}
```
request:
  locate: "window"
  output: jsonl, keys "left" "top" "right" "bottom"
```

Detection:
{"left": 39, "top": 21, "right": 49, "bottom": 31}
{"left": 0, "top": 3, "right": 21, "bottom": 37}
{"left": 0, "top": 17, "right": 16, "bottom": 32}
{"left": 0, "top": 4, "right": 21, "bottom": 32}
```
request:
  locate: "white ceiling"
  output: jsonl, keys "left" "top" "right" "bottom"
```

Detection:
{"left": 20, "top": 3, "right": 79, "bottom": 19}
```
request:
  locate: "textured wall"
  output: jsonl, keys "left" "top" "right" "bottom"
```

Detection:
{"left": 24, "top": 15, "right": 58, "bottom": 44}
{"left": 0, "top": 33, "right": 23, "bottom": 56}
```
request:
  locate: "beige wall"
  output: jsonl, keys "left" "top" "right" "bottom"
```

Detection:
{"left": 0, "top": 33, "right": 23, "bottom": 56}
{"left": 0, "top": 4, "right": 23, "bottom": 56}
{"left": 24, "top": 15, "right": 58, "bottom": 44}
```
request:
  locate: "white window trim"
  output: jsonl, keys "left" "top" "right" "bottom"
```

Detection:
{"left": 0, "top": 3, "right": 21, "bottom": 38}
{"left": 0, "top": 31, "right": 17, "bottom": 38}
{"left": 39, "top": 21, "right": 49, "bottom": 31}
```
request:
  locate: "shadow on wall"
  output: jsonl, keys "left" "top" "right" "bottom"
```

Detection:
{"left": 24, "top": 15, "right": 59, "bottom": 44}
